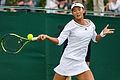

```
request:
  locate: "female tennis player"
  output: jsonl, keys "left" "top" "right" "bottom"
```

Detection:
{"left": 37, "top": 2, "right": 115, "bottom": 80}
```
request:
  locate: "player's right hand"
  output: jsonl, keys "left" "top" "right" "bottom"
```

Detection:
{"left": 37, "top": 34, "right": 47, "bottom": 41}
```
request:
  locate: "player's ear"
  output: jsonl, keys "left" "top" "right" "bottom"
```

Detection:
{"left": 83, "top": 9, "right": 85, "bottom": 14}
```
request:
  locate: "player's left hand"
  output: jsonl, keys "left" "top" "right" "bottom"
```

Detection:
{"left": 103, "top": 24, "right": 115, "bottom": 35}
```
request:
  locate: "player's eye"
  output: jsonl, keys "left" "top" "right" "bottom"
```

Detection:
{"left": 72, "top": 9, "right": 76, "bottom": 12}
{"left": 78, "top": 8, "right": 82, "bottom": 11}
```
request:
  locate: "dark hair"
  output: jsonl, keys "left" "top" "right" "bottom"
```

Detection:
{"left": 58, "top": 0, "right": 65, "bottom": 2}
{"left": 83, "top": 12, "right": 86, "bottom": 16}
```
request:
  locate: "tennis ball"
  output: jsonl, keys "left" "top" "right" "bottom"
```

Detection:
{"left": 27, "top": 34, "right": 33, "bottom": 40}
{"left": 18, "top": 41, "right": 20, "bottom": 43}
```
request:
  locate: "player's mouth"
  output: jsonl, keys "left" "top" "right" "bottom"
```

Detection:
{"left": 76, "top": 14, "right": 81, "bottom": 18}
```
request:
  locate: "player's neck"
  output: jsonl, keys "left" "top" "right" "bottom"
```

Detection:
{"left": 74, "top": 18, "right": 88, "bottom": 25}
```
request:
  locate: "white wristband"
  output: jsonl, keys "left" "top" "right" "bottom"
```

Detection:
{"left": 32, "top": 37, "right": 38, "bottom": 41}
{"left": 100, "top": 31, "right": 106, "bottom": 37}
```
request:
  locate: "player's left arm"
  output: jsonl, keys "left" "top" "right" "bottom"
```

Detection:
{"left": 96, "top": 24, "right": 115, "bottom": 42}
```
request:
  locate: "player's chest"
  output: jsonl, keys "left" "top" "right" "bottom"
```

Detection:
{"left": 70, "top": 26, "right": 94, "bottom": 38}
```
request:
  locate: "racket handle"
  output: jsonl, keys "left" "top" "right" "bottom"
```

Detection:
{"left": 32, "top": 37, "right": 38, "bottom": 41}
{"left": 31, "top": 36, "right": 44, "bottom": 41}
{"left": 41, "top": 35, "right": 44, "bottom": 40}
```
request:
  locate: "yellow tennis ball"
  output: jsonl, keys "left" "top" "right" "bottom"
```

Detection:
{"left": 18, "top": 41, "right": 20, "bottom": 43}
{"left": 27, "top": 34, "right": 33, "bottom": 40}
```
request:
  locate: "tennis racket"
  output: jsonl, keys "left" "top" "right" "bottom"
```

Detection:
{"left": 1, "top": 33, "right": 42, "bottom": 54}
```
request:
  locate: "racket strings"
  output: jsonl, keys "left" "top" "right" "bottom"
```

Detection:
{"left": 3, "top": 35, "right": 23, "bottom": 52}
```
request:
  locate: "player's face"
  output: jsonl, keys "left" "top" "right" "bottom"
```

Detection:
{"left": 72, "top": 6, "right": 85, "bottom": 20}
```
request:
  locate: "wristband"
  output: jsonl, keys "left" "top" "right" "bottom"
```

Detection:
{"left": 100, "top": 31, "right": 106, "bottom": 37}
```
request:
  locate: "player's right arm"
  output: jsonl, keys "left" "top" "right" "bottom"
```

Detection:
{"left": 37, "top": 21, "right": 71, "bottom": 45}
{"left": 37, "top": 35, "right": 59, "bottom": 45}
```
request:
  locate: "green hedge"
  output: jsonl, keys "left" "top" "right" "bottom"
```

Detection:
{"left": 6, "top": 0, "right": 46, "bottom": 7}
{"left": 6, "top": 0, "right": 18, "bottom": 6}
{"left": 87, "top": 0, "right": 108, "bottom": 11}
{"left": 39, "top": 0, "right": 46, "bottom": 7}
{"left": 5, "top": 0, "right": 108, "bottom": 10}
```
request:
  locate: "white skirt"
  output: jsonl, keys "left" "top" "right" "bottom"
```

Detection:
{"left": 54, "top": 56, "right": 90, "bottom": 76}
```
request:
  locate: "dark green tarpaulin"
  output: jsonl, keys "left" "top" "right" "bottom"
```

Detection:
{"left": 0, "top": 12, "right": 120, "bottom": 80}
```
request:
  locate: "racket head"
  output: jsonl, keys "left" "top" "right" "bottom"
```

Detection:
{"left": 1, "top": 33, "right": 29, "bottom": 54}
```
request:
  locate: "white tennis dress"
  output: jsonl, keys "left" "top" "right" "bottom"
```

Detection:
{"left": 54, "top": 19, "right": 97, "bottom": 76}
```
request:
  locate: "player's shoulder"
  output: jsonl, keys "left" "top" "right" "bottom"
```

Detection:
{"left": 63, "top": 20, "right": 75, "bottom": 30}
{"left": 85, "top": 19, "right": 96, "bottom": 29}
{"left": 66, "top": 19, "right": 75, "bottom": 26}
{"left": 64, "top": 20, "right": 75, "bottom": 28}
{"left": 86, "top": 19, "right": 95, "bottom": 26}
{"left": 85, "top": 19, "right": 94, "bottom": 24}
{"left": 85, "top": 19, "right": 90, "bottom": 22}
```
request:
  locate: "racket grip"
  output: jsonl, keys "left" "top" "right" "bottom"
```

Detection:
{"left": 32, "top": 36, "right": 44, "bottom": 41}
{"left": 32, "top": 37, "right": 38, "bottom": 41}
{"left": 41, "top": 35, "right": 44, "bottom": 40}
